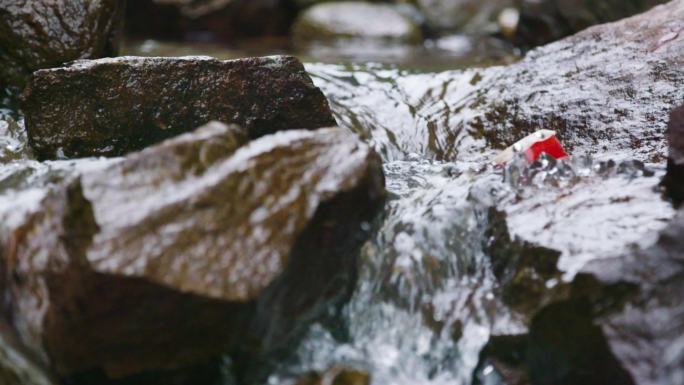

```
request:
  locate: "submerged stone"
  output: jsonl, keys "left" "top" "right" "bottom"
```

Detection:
{"left": 292, "top": 2, "right": 423, "bottom": 43}
{"left": 2, "top": 124, "right": 385, "bottom": 380}
{"left": 22, "top": 55, "right": 336, "bottom": 160}
{"left": 0, "top": 0, "right": 124, "bottom": 88}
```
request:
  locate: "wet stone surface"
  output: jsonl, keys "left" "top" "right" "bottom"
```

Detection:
{"left": 0, "top": 0, "right": 124, "bottom": 88}
{"left": 308, "top": 1, "right": 684, "bottom": 163}
{"left": 1, "top": 125, "right": 385, "bottom": 381}
{"left": 23, "top": 55, "right": 336, "bottom": 160}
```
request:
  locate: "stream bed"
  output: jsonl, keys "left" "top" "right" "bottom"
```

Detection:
{"left": 1, "top": 3, "right": 682, "bottom": 382}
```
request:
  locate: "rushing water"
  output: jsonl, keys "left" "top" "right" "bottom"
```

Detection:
{"left": 260, "top": 62, "right": 675, "bottom": 385}
{"left": 0, "top": 40, "right": 676, "bottom": 385}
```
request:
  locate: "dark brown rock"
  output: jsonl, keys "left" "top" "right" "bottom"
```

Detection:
{"left": 22, "top": 55, "right": 336, "bottom": 160}
{"left": 3, "top": 124, "right": 385, "bottom": 380}
{"left": 514, "top": 0, "right": 667, "bottom": 47}
{"left": 0, "top": 0, "right": 125, "bottom": 88}
{"left": 664, "top": 104, "right": 684, "bottom": 204}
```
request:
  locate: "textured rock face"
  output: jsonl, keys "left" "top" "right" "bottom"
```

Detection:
{"left": 292, "top": 2, "right": 423, "bottom": 43}
{"left": 515, "top": 0, "right": 667, "bottom": 47}
{"left": 464, "top": 0, "right": 684, "bottom": 163}
{"left": 3, "top": 124, "right": 385, "bottom": 379}
{"left": 308, "top": 1, "right": 684, "bottom": 163}
{"left": 513, "top": 4, "right": 678, "bottom": 160}
{"left": 0, "top": 0, "right": 124, "bottom": 89}
{"left": 22, "top": 55, "right": 336, "bottom": 160}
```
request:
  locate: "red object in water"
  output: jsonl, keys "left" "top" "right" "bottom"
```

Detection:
{"left": 523, "top": 135, "right": 569, "bottom": 163}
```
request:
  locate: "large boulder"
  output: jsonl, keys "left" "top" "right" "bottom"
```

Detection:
{"left": 464, "top": 0, "right": 683, "bottom": 161}
{"left": 514, "top": 0, "right": 668, "bottom": 47}
{"left": 22, "top": 55, "right": 336, "bottom": 160}
{"left": 1, "top": 123, "right": 385, "bottom": 380}
{"left": 312, "top": 0, "right": 683, "bottom": 162}
{"left": 0, "top": 0, "right": 124, "bottom": 89}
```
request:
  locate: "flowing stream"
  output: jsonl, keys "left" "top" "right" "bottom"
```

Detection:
{"left": 262, "top": 62, "right": 675, "bottom": 385}
{"left": 0, "top": 40, "right": 676, "bottom": 385}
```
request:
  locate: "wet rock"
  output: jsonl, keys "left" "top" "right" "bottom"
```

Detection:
{"left": 2, "top": 125, "right": 385, "bottom": 379}
{"left": 462, "top": 0, "right": 684, "bottom": 162}
{"left": 416, "top": 0, "right": 514, "bottom": 33}
{"left": 0, "top": 0, "right": 125, "bottom": 88}
{"left": 664, "top": 104, "right": 684, "bottom": 204}
{"left": 312, "top": 1, "right": 683, "bottom": 163}
{"left": 292, "top": 2, "right": 423, "bottom": 43}
{"left": 22, "top": 55, "right": 336, "bottom": 160}
{"left": 525, "top": 208, "right": 684, "bottom": 385}
{"left": 514, "top": 0, "right": 667, "bottom": 47}
{"left": 484, "top": 207, "right": 565, "bottom": 316}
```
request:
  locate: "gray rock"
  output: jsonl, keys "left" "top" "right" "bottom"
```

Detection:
{"left": 22, "top": 55, "right": 336, "bottom": 160}
{"left": 416, "top": 0, "right": 514, "bottom": 33}
{"left": 315, "top": 0, "right": 683, "bottom": 162}
{"left": 464, "top": 0, "right": 683, "bottom": 163}
{"left": 292, "top": 2, "right": 423, "bottom": 43}
{"left": 2, "top": 124, "right": 385, "bottom": 380}
{"left": 0, "top": 0, "right": 124, "bottom": 88}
